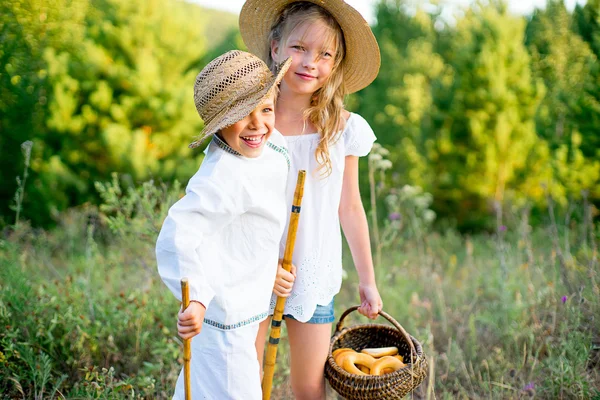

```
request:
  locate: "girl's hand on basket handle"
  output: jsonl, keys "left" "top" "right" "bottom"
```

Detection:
{"left": 177, "top": 300, "right": 206, "bottom": 340}
{"left": 358, "top": 283, "right": 382, "bottom": 319}
{"left": 273, "top": 259, "right": 296, "bottom": 297}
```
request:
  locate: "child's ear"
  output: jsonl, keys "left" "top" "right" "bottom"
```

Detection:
{"left": 270, "top": 40, "right": 280, "bottom": 62}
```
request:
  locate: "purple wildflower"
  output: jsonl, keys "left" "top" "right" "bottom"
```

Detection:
{"left": 389, "top": 212, "right": 401, "bottom": 221}
{"left": 561, "top": 295, "right": 567, "bottom": 304}
{"left": 498, "top": 225, "right": 507, "bottom": 232}
{"left": 523, "top": 382, "right": 535, "bottom": 391}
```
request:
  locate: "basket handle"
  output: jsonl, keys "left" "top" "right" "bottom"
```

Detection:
{"left": 334, "top": 306, "right": 417, "bottom": 359}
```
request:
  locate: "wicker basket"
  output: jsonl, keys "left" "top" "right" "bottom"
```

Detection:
{"left": 325, "top": 306, "right": 428, "bottom": 399}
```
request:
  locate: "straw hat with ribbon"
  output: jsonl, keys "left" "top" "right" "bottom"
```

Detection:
{"left": 239, "top": 0, "right": 380, "bottom": 95}
{"left": 190, "top": 50, "right": 291, "bottom": 148}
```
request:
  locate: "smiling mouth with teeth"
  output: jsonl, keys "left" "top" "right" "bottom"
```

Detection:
{"left": 241, "top": 134, "right": 265, "bottom": 148}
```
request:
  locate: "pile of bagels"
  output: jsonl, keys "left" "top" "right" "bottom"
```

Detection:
{"left": 332, "top": 346, "right": 406, "bottom": 376}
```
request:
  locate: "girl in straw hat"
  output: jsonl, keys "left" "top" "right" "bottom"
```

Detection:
{"left": 240, "top": 1, "right": 383, "bottom": 398}
{"left": 156, "top": 50, "right": 291, "bottom": 399}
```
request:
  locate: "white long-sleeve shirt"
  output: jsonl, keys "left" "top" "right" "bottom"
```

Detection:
{"left": 157, "top": 132, "right": 289, "bottom": 329}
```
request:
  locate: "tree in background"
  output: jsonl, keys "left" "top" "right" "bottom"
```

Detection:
{"left": 574, "top": 0, "right": 600, "bottom": 60}
{"left": 3, "top": 0, "right": 600, "bottom": 229}
{"left": 1, "top": 0, "right": 218, "bottom": 226}
{"left": 0, "top": 0, "right": 87, "bottom": 225}
{"left": 434, "top": 2, "right": 545, "bottom": 228}
{"left": 363, "top": 1, "right": 549, "bottom": 229}
{"left": 573, "top": 0, "right": 600, "bottom": 163}
{"left": 35, "top": 0, "right": 208, "bottom": 225}
{"left": 525, "top": 0, "right": 600, "bottom": 205}
{"left": 357, "top": 0, "right": 448, "bottom": 190}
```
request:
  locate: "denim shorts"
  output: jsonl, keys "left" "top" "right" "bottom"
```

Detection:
{"left": 284, "top": 299, "right": 335, "bottom": 324}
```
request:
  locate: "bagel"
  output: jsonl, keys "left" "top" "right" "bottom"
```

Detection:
{"left": 333, "top": 349, "right": 355, "bottom": 367}
{"left": 332, "top": 348, "right": 354, "bottom": 358}
{"left": 342, "top": 352, "right": 376, "bottom": 376}
{"left": 370, "top": 356, "right": 405, "bottom": 375}
{"left": 360, "top": 346, "right": 399, "bottom": 358}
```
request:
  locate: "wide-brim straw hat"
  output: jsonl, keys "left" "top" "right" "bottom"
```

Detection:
{"left": 239, "top": 0, "right": 381, "bottom": 94}
{"left": 190, "top": 50, "right": 291, "bottom": 148}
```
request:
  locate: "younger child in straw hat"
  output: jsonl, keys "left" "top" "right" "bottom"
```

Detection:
{"left": 156, "top": 50, "right": 291, "bottom": 400}
{"left": 240, "top": 1, "right": 384, "bottom": 398}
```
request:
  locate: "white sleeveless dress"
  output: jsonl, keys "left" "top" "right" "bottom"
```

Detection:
{"left": 270, "top": 113, "right": 376, "bottom": 323}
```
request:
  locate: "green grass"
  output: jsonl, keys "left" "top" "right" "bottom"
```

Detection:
{"left": 1, "top": 186, "right": 599, "bottom": 399}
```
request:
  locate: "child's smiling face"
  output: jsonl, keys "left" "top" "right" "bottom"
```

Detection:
{"left": 219, "top": 93, "right": 276, "bottom": 158}
{"left": 275, "top": 19, "right": 339, "bottom": 95}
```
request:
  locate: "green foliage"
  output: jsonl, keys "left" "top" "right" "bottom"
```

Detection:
{"left": 95, "top": 173, "right": 183, "bottom": 243}
{"left": 525, "top": 0, "right": 600, "bottom": 206}
{"left": 358, "top": 1, "right": 445, "bottom": 189}
{"left": 3, "top": 0, "right": 600, "bottom": 230}
{"left": 0, "top": 0, "right": 71, "bottom": 226}
{"left": 355, "top": 0, "right": 600, "bottom": 230}
{"left": 430, "top": 3, "right": 543, "bottom": 227}
{"left": 339, "top": 205, "right": 600, "bottom": 398}
{"left": 573, "top": 0, "right": 600, "bottom": 167}
{"left": 574, "top": 0, "right": 600, "bottom": 61}
{"left": 10, "top": 141, "right": 33, "bottom": 227}
{"left": 1, "top": 175, "right": 599, "bottom": 398}
{"left": 527, "top": 1, "right": 596, "bottom": 150}
{"left": 38, "top": 0, "right": 206, "bottom": 223}
{"left": 1, "top": 0, "right": 214, "bottom": 227}
{"left": 367, "top": 142, "right": 437, "bottom": 267}
{"left": 0, "top": 216, "right": 182, "bottom": 398}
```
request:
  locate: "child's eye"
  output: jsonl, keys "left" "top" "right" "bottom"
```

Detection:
{"left": 323, "top": 51, "right": 333, "bottom": 58}
{"left": 291, "top": 45, "right": 304, "bottom": 51}
{"left": 262, "top": 107, "right": 274, "bottom": 113}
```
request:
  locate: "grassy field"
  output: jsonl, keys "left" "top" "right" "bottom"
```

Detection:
{"left": 1, "top": 179, "right": 599, "bottom": 399}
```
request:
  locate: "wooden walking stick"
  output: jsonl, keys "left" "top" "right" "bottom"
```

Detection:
{"left": 262, "top": 170, "right": 306, "bottom": 400}
{"left": 180, "top": 278, "right": 192, "bottom": 400}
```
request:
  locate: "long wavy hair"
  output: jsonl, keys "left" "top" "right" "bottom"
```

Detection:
{"left": 267, "top": 2, "right": 346, "bottom": 177}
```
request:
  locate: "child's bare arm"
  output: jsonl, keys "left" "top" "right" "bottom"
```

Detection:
{"left": 339, "top": 155, "right": 382, "bottom": 319}
{"left": 177, "top": 301, "right": 206, "bottom": 340}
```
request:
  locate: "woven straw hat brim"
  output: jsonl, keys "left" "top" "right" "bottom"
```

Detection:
{"left": 239, "top": 0, "right": 380, "bottom": 94}
{"left": 189, "top": 57, "right": 291, "bottom": 149}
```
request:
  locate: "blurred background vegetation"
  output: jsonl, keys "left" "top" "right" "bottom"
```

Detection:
{"left": 1, "top": 0, "right": 599, "bottom": 398}
{"left": 1, "top": 0, "right": 599, "bottom": 229}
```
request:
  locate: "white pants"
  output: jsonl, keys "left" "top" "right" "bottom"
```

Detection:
{"left": 172, "top": 322, "right": 261, "bottom": 400}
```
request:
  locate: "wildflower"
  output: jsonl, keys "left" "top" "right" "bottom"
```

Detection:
{"left": 400, "top": 185, "right": 419, "bottom": 197}
{"left": 561, "top": 295, "right": 567, "bottom": 304}
{"left": 385, "top": 194, "right": 398, "bottom": 205}
{"left": 423, "top": 210, "right": 436, "bottom": 223}
{"left": 21, "top": 140, "right": 33, "bottom": 165}
{"left": 523, "top": 382, "right": 534, "bottom": 391}
{"left": 389, "top": 212, "right": 401, "bottom": 221}
{"left": 377, "top": 159, "right": 393, "bottom": 170}
{"left": 498, "top": 225, "right": 507, "bottom": 232}
{"left": 523, "top": 382, "right": 536, "bottom": 396}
